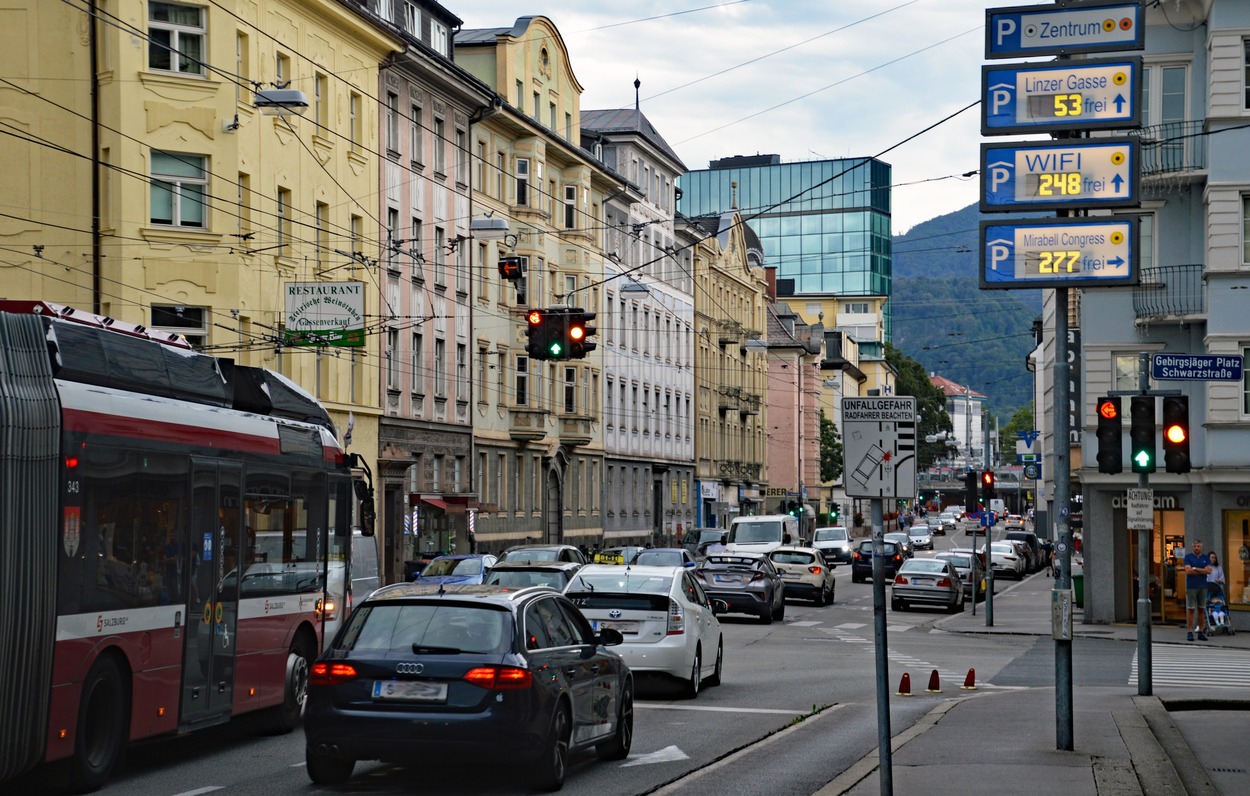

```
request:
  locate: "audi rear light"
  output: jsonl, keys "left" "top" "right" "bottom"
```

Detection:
{"left": 310, "top": 662, "right": 358, "bottom": 686}
{"left": 465, "top": 665, "right": 532, "bottom": 690}
{"left": 667, "top": 597, "right": 685, "bottom": 635}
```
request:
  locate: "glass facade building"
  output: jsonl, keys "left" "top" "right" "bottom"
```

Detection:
{"left": 677, "top": 155, "right": 892, "bottom": 297}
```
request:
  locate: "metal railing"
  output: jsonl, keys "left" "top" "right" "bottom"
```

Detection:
{"left": 1132, "top": 263, "right": 1205, "bottom": 320}
{"left": 1128, "top": 121, "right": 1206, "bottom": 177}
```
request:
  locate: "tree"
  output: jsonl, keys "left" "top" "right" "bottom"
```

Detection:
{"left": 885, "top": 342, "right": 953, "bottom": 469}
{"left": 819, "top": 409, "right": 843, "bottom": 482}
{"left": 998, "top": 403, "right": 1036, "bottom": 463}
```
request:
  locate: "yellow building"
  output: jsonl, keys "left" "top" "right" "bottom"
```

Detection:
{"left": 0, "top": 1, "right": 402, "bottom": 512}
{"left": 455, "top": 16, "right": 621, "bottom": 550}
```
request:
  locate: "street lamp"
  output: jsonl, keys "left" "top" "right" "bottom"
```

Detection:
{"left": 253, "top": 88, "right": 309, "bottom": 116}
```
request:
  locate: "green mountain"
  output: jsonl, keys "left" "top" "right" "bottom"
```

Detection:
{"left": 890, "top": 203, "right": 1040, "bottom": 423}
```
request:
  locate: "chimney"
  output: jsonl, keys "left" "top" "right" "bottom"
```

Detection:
{"left": 765, "top": 266, "right": 777, "bottom": 300}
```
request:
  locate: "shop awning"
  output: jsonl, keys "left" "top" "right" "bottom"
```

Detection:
{"left": 421, "top": 497, "right": 449, "bottom": 511}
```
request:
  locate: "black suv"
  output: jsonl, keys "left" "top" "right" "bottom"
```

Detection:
{"left": 850, "top": 539, "right": 905, "bottom": 583}
{"left": 1004, "top": 530, "right": 1043, "bottom": 573}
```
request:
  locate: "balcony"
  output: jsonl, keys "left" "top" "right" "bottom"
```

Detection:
{"left": 1128, "top": 121, "right": 1206, "bottom": 184}
{"left": 717, "top": 319, "right": 742, "bottom": 346}
{"left": 558, "top": 415, "right": 595, "bottom": 447}
{"left": 718, "top": 386, "right": 742, "bottom": 413}
{"left": 508, "top": 407, "right": 549, "bottom": 442}
{"left": 739, "top": 392, "right": 761, "bottom": 416}
{"left": 1133, "top": 263, "right": 1205, "bottom": 322}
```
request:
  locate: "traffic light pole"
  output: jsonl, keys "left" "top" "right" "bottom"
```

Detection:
{"left": 1134, "top": 354, "right": 1152, "bottom": 696}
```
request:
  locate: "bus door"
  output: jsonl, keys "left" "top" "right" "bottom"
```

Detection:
{"left": 181, "top": 460, "right": 241, "bottom": 727}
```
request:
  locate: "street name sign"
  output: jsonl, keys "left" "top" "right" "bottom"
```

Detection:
{"left": 980, "top": 216, "right": 1138, "bottom": 289}
{"left": 1151, "top": 353, "right": 1243, "bottom": 381}
{"left": 841, "top": 397, "right": 917, "bottom": 499}
{"left": 986, "top": 2, "right": 1144, "bottom": 59}
{"left": 981, "top": 139, "right": 1139, "bottom": 212}
{"left": 982, "top": 56, "right": 1142, "bottom": 135}
{"left": 1126, "top": 488, "right": 1153, "bottom": 531}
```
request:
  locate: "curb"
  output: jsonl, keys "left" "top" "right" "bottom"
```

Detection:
{"left": 1132, "top": 696, "right": 1220, "bottom": 795}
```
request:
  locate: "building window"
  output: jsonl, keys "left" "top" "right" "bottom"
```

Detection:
{"left": 475, "top": 140, "right": 486, "bottom": 191}
{"left": 563, "top": 185, "right": 576, "bottom": 229}
{"left": 516, "top": 157, "right": 529, "bottom": 206}
{"left": 495, "top": 152, "right": 505, "bottom": 199}
{"left": 515, "top": 80, "right": 523, "bottom": 111}
{"left": 236, "top": 172, "right": 251, "bottom": 238}
{"left": 404, "top": 1, "right": 420, "bottom": 35}
{"left": 433, "top": 118, "right": 446, "bottom": 173}
{"left": 314, "top": 73, "right": 328, "bottom": 129}
{"left": 1242, "top": 196, "right": 1250, "bottom": 265}
{"left": 516, "top": 355, "right": 529, "bottom": 406}
{"left": 432, "top": 21, "right": 448, "bottom": 55}
{"left": 377, "top": 0, "right": 392, "bottom": 19}
{"left": 410, "top": 103, "right": 423, "bottom": 164}
{"left": 843, "top": 302, "right": 870, "bottom": 314}
{"left": 151, "top": 305, "right": 207, "bottom": 349}
{"left": 275, "top": 52, "right": 290, "bottom": 87}
{"left": 549, "top": 102, "right": 557, "bottom": 131}
{"left": 314, "top": 202, "right": 329, "bottom": 272}
{"left": 235, "top": 33, "right": 249, "bottom": 101}
{"left": 387, "top": 208, "right": 400, "bottom": 269}
{"left": 455, "top": 129, "right": 467, "bottom": 186}
{"left": 1243, "top": 346, "right": 1250, "bottom": 415}
{"left": 434, "top": 338, "right": 446, "bottom": 396}
{"left": 533, "top": 92, "right": 540, "bottom": 121}
{"left": 386, "top": 92, "right": 399, "bottom": 153}
{"left": 148, "top": 2, "right": 204, "bottom": 75}
{"left": 565, "top": 112, "right": 572, "bottom": 140}
{"left": 387, "top": 329, "right": 399, "bottom": 390}
{"left": 457, "top": 343, "right": 467, "bottom": 400}
{"left": 412, "top": 332, "right": 423, "bottom": 393}
{"left": 349, "top": 92, "right": 362, "bottom": 152}
{"left": 564, "top": 367, "right": 576, "bottom": 414}
{"left": 150, "top": 152, "right": 206, "bottom": 228}
{"left": 434, "top": 227, "right": 445, "bottom": 285}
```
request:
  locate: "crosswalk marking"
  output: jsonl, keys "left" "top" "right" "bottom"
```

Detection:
{"left": 788, "top": 620, "right": 821, "bottom": 627}
{"left": 836, "top": 622, "right": 868, "bottom": 629}
{"left": 1130, "top": 644, "right": 1250, "bottom": 689}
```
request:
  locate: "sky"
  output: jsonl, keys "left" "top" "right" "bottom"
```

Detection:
{"left": 447, "top": 0, "right": 1005, "bottom": 234}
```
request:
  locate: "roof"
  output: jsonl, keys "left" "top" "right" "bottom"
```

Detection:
{"left": 930, "top": 374, "right": 986, "bottom": 399}
{"left": 580, "top": 108, "right": 685, "bottom": 170}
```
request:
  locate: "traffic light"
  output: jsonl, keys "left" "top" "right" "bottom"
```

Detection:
{"left": 1162, "top": 396, "right": 1191, "bottom": 473}
{"left": 828, "top": 502, "right": 840, "bottom": 523}
{"left": 565, "top": 308, "right": 597, "bottom": 359}
{"left": 964, "top": 470, "right": 979, "bottom": 513}
{"left": 1129, "top": 395, "right": 1156, "bottom": 473}
{"left": 1095, "top": 396, "right": 1123, "bottom": 474}
{"left": 498, "top": 256, "right": 524, "bottom": 281}
{"left": 981, "top": 470, "right": 996, "bottom": 500}
{"left": 525, "top": 309, "right": 568, "bottom": 361}
{"left": 785, "top": 499, "right": 798, "bottom": 516}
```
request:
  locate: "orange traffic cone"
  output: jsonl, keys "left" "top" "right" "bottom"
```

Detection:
{"left": 926, "top": 669, "right": 941, "bottom": 693}
{"left": 961, "top": 668, "right": 977, "bottom": 690}
{"left": 896, "top": 672, "right": 912, "bottom": 696}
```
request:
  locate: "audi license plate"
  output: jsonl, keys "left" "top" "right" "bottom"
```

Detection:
{"left": 372, "top": 680, "right": 448, "bottom": 702}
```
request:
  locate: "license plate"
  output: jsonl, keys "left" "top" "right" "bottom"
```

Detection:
{"left": 913, "top": 578, "right": 933, "bottom": 587}
{"left": 781, "top": 572, "right": 802, "bottom": 579}
{"left": 713, "top": 574, "right": 742, "bottom": 584}
{"left": 372, "top": 679, "right": 448, "bottom": 702}
{"left": 592, "top": 620, "right": 638, "bottom": 634}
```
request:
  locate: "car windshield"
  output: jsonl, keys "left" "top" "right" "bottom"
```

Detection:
{"left": 698, "top": 531, "right": 726, "bottom": 544}
{"left": 814, "top": 528, "right": 847, "bottom": 542}
{"left": 422, "top": 557, "right": 482, "bottom": 577}
{"left": 339, "top": 603, "right": 510, "bottom": 654}
{"left": 908, "top": 527, "right": 929, "bottom": 537}
{"left": 632, "top": 551, "right": 685, "bottom": 567}
{"left": 702, "top": 555, "right": 764, "bottom": 570}
{"left": 939, "top": 554, "right": 972, "bottom": 569}
{"left": 486, "top": 569, "right": 567, "bottom": 588}
{"left": 770, "top": 551, "right": 816, "bottom": 565}
{"left": 884, "top": 533, "right": 909, "bottom": 544}
{"left": 728, "top": 521, "right": 784, "bottom": 544}
{"left": 571, "top": 572, "right": 673, "bottom": 594}
{"left": 939, "top": 513, "right": 955, "bottom": 520}
{"left": 859, "top": 541, "right": 899, "bottom": 554}
{"left": 503, "top": 548, "right": 558, "bottom": 562}
{"left": 901, "top": 560, "right": 948, "bottom": 575}
{"left": 991, "top": 543, "right": 1016, "bottom": 554}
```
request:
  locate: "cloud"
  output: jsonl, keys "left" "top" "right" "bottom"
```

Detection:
{"left": 451, "top": 0, "right": 1004, "bottom": 232}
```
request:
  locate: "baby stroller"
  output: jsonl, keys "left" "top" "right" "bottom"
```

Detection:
{"left": 1206, "top": 583, "right": 1235, "bottom": 636}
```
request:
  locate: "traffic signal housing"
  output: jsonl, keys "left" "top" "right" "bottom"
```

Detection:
{"left": 1095, "top": 396, "right": 1123, "bottom": 474}
{"left": 498, "top": 256, "right": 525, "bottom": 281}
{"left": 1162, "top": 396, "right": 1191, "bottom": 473}
{"left": 1129, "top": 396, "right": 1156, "bottom": 473}
{"left": 565, "top": 308, "right": 597, "bottom": 359}
{"left": 964, "top": 470, "right": 979, "bottom": 513}
{"left": 525, "top": 308, "right": 568, "bottom": 361}
{"left": 981, "top": 470, "right": 996, "bottom": 500}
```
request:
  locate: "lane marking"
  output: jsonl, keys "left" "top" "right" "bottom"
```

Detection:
{"left": 171, "top": 789, "right": 224, "bottom": 796}
{"left": 621, "top": 745, "right": 690, "bottom": 767}
{"left": 637, "top": 703, "right": 811, "bottom": 715}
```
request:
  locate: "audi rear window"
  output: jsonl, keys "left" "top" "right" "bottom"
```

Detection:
{"left": 339, "top": 603, "right": 511, "bottom": 654}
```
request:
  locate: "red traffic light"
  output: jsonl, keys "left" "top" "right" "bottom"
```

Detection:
{"left": 981, "top": 471, "right": 994, "bottom": 487}
{"left": 1098, "top": 399, "right": 1119, "bottom": 420}
{"left": 527, "top": 310, "right": 543, "bottom": 326}
{"left": 569, "top": 324, "right": 585, "bottom": 341}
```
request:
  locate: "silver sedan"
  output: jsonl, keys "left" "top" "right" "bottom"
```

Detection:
{"left": 891, "top": 558, "right": 965, "bottom": 612}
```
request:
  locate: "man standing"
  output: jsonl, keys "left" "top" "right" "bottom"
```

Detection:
{"left": 1183, "top": 539, "right": 1212, "bottom": 641}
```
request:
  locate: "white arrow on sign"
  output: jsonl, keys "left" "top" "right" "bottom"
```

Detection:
{"left": 622, "top": 745, "right": 690, "bottom": 767}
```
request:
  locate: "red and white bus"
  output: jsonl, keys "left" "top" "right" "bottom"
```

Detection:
{"left": 0, "top": 302, "right": 375, "bottom": 790}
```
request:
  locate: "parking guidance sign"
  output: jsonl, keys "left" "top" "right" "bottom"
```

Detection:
{"left": 981, "top": 139, "right": 1139, "bottom": 212}
{"left": 982, "top": 56, "right": 1141, "bottom": 135}
{"left": 980, "top": 216, "right": 1138, "bottom": 289}
{"left": 986, "top": 3, "right": 1144, "bottom": 59}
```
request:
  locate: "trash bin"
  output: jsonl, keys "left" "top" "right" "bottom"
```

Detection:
{"left": 1072, "top": 572, "right": 1084, "bottom": 607}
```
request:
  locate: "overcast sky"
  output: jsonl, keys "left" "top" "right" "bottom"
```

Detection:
{"left": 448, "top": 0, "right": 1004, "bottom": 234}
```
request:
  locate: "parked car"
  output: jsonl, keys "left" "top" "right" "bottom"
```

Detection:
{"left": 304, "top": 584, "right": 632, "bottom": 789}
{"left": 694, "top": 553, "right": 786, "bottom": 623}
{"left": 811, "top": 525, "right": 852, "bottom": 564}
{"left": 629, "top": 547, "right": 697, "bottom": 568}
{"left": 565, "top": 565, "right": 724, "bottom": 697}
{"left": 412, "top": 554, "right": 499, "bottom": 585}
{"left": 594, "top": 546, "right": 646, "bottom": 566}
{"left": 884, "top": 531, "right": 914, "bottom": 558}
{"left": 891, "top": 558, "right": 965, "bottom": 613}
{"left": 683, "top": 528, "right": 727, "bottom": 560}
{"left": 906, "top": 524, "right": 934, "bottom": 551}
{"left": 983, "top": 541, "right": 1026, "bottom": 580}
{"left": 850, "top": 539, "right": 905, "bottom": 583}
{"left": 768, "top": 546, "right": 836, "bottom": 605}
{"left": 934, "top": 550, "right": 985, "bottom": 601}
{"left": 1004, "top": 530, "right": 1043, "bottom": 573}
{"left": 484, "top": 560, "right": 585, "bottom": 590}
{"left": 498, "top": 544, "right": 589, "bottom": 565}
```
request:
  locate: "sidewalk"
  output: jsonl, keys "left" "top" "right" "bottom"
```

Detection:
{"left": 817, "top": 570, "right": 1250, "bottom": 795}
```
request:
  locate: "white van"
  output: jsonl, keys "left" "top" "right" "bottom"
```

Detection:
{"left": 726, "top": 514, "right": 800, "bottom": 555}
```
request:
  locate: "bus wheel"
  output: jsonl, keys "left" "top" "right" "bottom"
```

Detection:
{"left": 70, "top": 657, "right": 127, "bottom": 793}
{"left": 265, "top": 637, "right": 312, "bottom": 734}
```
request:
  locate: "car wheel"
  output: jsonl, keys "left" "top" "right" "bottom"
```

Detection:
{"left": 69, "top": 656, "right": 127, "bottom": 792}
{"left": 684, "top": 648, "right": 702, "bottom": 699}
{"left": 596, "top": 680, "right": 633, "bottom": 761}
{"left": 773, "top": 594, "right": 785, "bottom": 621}
{"left": 532, "top": 703, "right": 571, "bottom": 791}
{"left": 306, "top": 745, "right": 355, "bottom": 785}
{"left": 818, "top": 583, "right": 831, "bottom": 606}
{"left": 705, "top": 639, "right": 724, "bottom": 687}
{"left": 760, "top": 604, "right": 774, "bottom": 624}
{"left": 852, "top": 572, "right": 862, "bottom": 583}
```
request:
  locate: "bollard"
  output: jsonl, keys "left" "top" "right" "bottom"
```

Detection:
{"left": 926, "top": 668, "right": 941, "bottom": 693}
{"left": 896, "top": 672, "right": 912, "bottom": 696}
{"left": 961, "top": 668, "right": 977, "bottom": 690}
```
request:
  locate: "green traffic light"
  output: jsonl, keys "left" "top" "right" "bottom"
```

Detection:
{"left": 548, "top": 342, "right": 563, "bottom": 356}
{"left": 1133, "top": 449, "right": 1151, "bottom": 469}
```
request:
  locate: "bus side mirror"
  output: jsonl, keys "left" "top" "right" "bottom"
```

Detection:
{"left": 359, "top": 496, "right": 375, "bottom": 537}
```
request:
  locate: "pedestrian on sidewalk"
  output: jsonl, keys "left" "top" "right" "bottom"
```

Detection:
{"left": 1206, "top": 552, "right": 1226, "bottom": 598}
{"left": 1183, "top": 539, "right": 1212, "bottom": 641}
{"left": 1043, "top": 539, "right": 1055, "bottom": 577}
